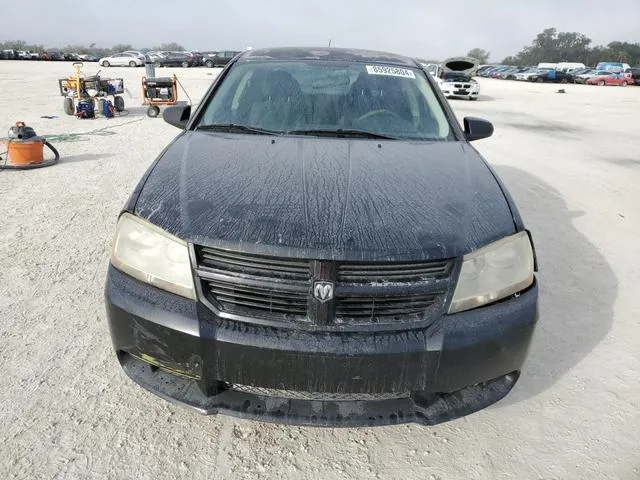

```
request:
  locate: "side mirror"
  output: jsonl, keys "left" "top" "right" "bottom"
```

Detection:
{"left": 463, "top": 117, "right": 494, "bottom": 142}
{"left": 163, "top": 103, "right": 191, "bottom": 129}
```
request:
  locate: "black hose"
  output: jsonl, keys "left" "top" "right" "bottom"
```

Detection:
{"left": 0, "top": 141, "right": 60, "bottom": 170}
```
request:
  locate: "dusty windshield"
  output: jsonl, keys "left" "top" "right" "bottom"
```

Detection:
{"left": 197, "top": 61, "right": 454, "bottom": 140}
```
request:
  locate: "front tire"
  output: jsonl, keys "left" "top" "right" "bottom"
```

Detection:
{"left": 621, "top": 81, "right": 628, "bottom": 87}
{"left": 181, "top": 61, "right": 190, "bottom": 68}
{"left": 205, "top": 59, "right": 214, "bottom": 68}
{"left": 147, "top": 105, "right": 161, "bottom": 117}
{"left": 114, "top": 96, "right": 125, "bottom": 112}
{"left": 129, "top": 61, "right": 136, "bottom": 67}
{"left": 102, "top": 60, "right": 110, "bottom": 67}
{"left": 63, "top": 97, "right": 74, "bottom": 116}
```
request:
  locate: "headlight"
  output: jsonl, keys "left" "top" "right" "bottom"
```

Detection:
{"left": 111, "top": 213, "right": 196, "bottom": 299}
{"left": 449, "top": 232, "right": 534, "bottom": 313}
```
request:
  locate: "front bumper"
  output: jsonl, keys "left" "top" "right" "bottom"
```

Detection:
{"left": 441, "top": 88, "right": 479, "bottom": 100}
{"left": 106, "top": 265, "right": 538, "bottom": 426}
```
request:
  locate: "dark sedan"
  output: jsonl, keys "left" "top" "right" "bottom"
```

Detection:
{"left": 203, "top": 50, "right": 240, "bottom": 67}
{"left": 528, "top": 69, "right": 574, "bottom": 83}
{"left": 105, "top": 47, "right": 539, "bottom": 427}
{"left": 157, "top": 52, "right": 198, "bottom": 67}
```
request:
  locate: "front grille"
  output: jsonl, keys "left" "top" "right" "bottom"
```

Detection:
{"left": 231, "top": 383, "right": 410, "bottom": 401}
{"left": 338, "top": 260, "right": 450, "bottom": 283}
{"left": 335, "top": 293, "right": 438, "bottom": 324}
{"left": 195, "top": 245, "right": 453, "bottom": 327}
{"left": 204, "top": 279, "right": 308, "bottom": 319}
{"left": 199, "top": 246, "right": 310, "bottom": 281}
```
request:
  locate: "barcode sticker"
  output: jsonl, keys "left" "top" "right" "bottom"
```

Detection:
{"left": 366, "top": 65, "right": 416, "bottom": 78}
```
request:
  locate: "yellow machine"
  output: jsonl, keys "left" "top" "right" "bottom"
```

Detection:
{"left": 58, "top": 62, "right": 125, "bottom": 116}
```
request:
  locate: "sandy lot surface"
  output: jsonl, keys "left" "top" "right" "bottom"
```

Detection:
{"left": 0, "top": 60, "right": 638, "bottom": 480}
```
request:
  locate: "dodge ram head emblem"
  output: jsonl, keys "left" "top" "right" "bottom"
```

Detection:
{"left": 313, "top": 281, "right": 334, "bottom": 302}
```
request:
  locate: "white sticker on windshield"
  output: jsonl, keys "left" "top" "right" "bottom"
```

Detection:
{"left": 366, "top": 65, "right": 416, "bottom": 78}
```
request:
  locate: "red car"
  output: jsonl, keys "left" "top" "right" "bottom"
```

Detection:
{"left": 586, "top": 73, "right": 634, "bottom": 86}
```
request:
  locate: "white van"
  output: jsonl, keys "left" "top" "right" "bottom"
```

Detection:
{"left": 556, "top": 62, "right": 586, "bottom": 72}
{"left": 537, "top": 62, "right": 558, "bottom": 70}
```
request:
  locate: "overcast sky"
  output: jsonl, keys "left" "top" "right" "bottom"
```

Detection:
{"left": 3, "top": 0, "right": 639, "bottom": 60}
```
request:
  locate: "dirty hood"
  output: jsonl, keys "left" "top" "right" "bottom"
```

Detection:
{"left": 134, "top": 132, "right": 515, "bottom": 261}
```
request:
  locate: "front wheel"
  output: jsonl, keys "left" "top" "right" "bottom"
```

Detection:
{"left": 147, "top": 105, "right": 161, "bottom": 117}
{"left": 621, "top": 81, "right": 628, "bottom": 87}
{"left": 113, "top": 96, "right": 125, "bottom": 112}
{"left": 63, "top": 97, "right": 74, "bottom": 115}
{"left": 102, "top": 60, "right": 110, "bottom": 67}
{"left": 205, "top": 60, "right": 213, "bottom": 68}
{"left": 129, "top": 61, "right": 136, "bottom": 67}
{"left": 181, "top": 61, "right": 190, "bottom": 68}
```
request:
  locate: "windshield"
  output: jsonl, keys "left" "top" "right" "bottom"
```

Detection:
{"left": 196, "top": 61, "right": 454, "bottom": 141}
{"left": 443, "top": 72, "right": 472, "bottom": 82}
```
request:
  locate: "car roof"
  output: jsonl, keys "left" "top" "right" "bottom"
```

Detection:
{"left": 237, "top": 47, "right": 419, "bottom": 67}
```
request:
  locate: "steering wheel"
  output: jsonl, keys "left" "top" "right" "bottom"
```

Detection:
{"left": 356, "top": 109, "right": 404, "bottom": 123}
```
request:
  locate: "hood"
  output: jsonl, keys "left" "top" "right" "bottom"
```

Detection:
{"left": 443, "top": 57, "right": 479, "bottom": 76}
{"left": 134, "top": 133, "right": 515, "bottom": 261}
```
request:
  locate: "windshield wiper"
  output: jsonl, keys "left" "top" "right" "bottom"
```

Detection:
{"left": 196, "top": 123, "right": 281, "bottom": 135}
{"left": 286, "top": 128, "right": 398, "bottom": 140}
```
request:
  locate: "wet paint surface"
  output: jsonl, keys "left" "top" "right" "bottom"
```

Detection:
{"left": 134, "top": 133, "right": 516, "bottom": 261}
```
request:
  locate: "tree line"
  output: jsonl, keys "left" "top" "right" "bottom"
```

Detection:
{"left": 468, "top": 28, "right": 640, "bottom": 67}
{"left": 0, "top": 40, "right": 187, "bottom": 56}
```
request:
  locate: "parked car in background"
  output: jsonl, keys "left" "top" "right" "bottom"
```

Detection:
{"left": 596, "top": 62, "right": 631, "bottom": 73}
{"left": 586, "top": 73, "right": 633, "bottom": 86}
{"left": 1, "top": 49, "right": 18, "bottom": 60}
{"left": 157, "top": 51, "right": 199, "bottom": 67}
{"left": 627, "top": 68, "right": 640, "bottom": 85}
{"left": 145, "top": 51, "right": 167, "bottom": 63}
{"left": 527, "top": 69, "right": 574, "bottom": 83}
{"left": 201, "top": 51, "right": 218, "bottom": 66}
{"left": 100, "top": 52, "right": 144, "bottom": 67}
{"left": 38, "top": 52, "right": 51, "bottom": 61}
{"left": 189, "top": 51, "right": 204, "bottom": 66}
{"left": 566, "top": 67, "right": 592, "bottom": 81}
{"left": 475, "top": 65, "right": 494, "bottom": 76}
{"left": 490, "top": 66, "right": 512, "bottom": 78}
{"left": 556, "top": 62, "right": 586, "bottom": 73}
{"left": 78, "top": 54, "right": 99, "bottom": 62}
{"left": 574, "top": 70, "right": 608, "bottom": 84}
{"left": 438, "top": 71, "right": 480, "bottom": 100}
{"left": 203, "top": 50, "right": 240, "bottom": 67}
{"left": 513, "top": 68, "right": 539, "bottom": 81}
{"left": 47, "top": 51, "right": 65, "bottom": 61}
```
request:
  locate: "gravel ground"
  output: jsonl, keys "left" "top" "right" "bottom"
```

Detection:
{"left": 0, "top": 60, "right": 638, "bottom": 480}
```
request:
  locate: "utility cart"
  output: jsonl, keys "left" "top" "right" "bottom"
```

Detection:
{"left": 58, "top": 62, "right": 125, "bottom": 117}
{"left": 142, "top": 75, "right": 178, "bottom": 117}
